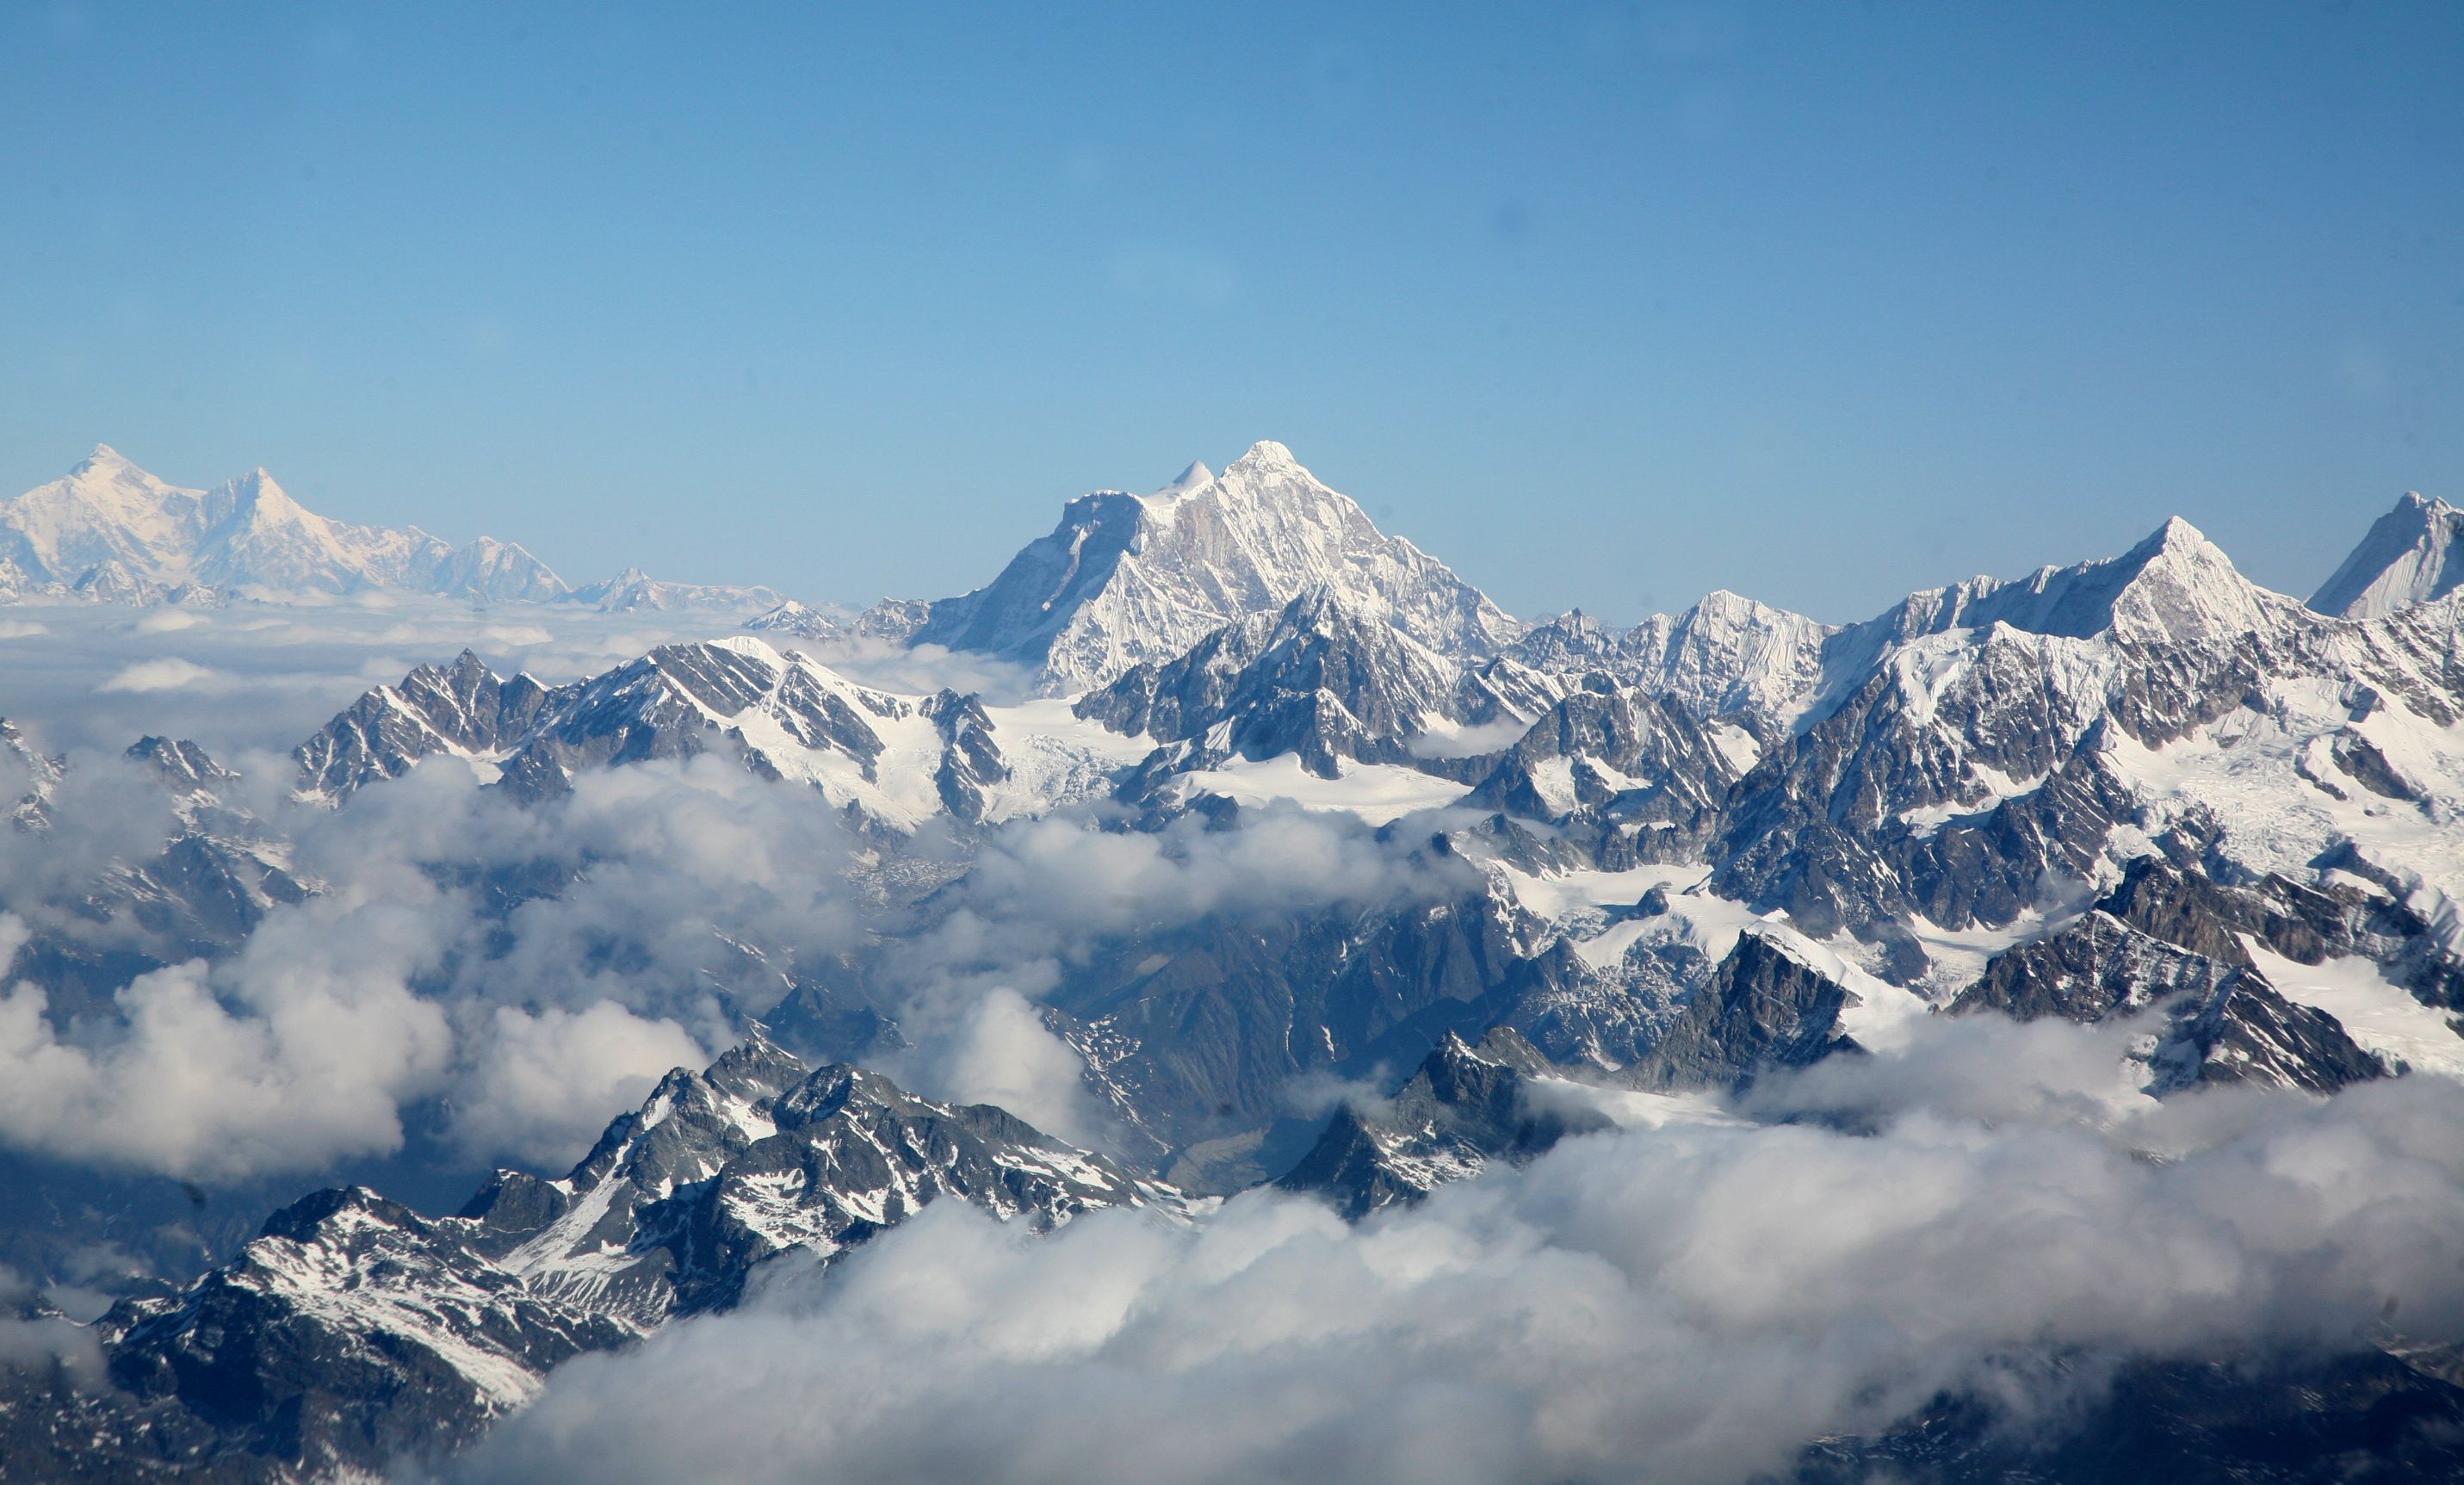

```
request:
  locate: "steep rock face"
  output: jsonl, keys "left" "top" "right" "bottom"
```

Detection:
{"left": 2311, "top": 491, "right": 2464, "bottom": 620}
{"left": 1275, "top": 1027, "right": 1601, "bottom": 1219}
{"left": 1078, "top": 586, "right": 1544, "bottom": 782}
{"left": 3, "top": 733, "right": 305, "bottom": 1029}
{"left": 1502, "top": 608, "right": 1644, "bottom": 675}
{"left": 1696, "top": 516, "right": 2464, "bottom": 956}
{"left": 1953, "top": 862, "right": 2387, "bottom": 1095}
{"left": 1040, "top": 880, "right": 1588, "bottom": 1185}
{"left": 291, "top": 640, "right": 1015, "bottom": 830}
{"left": 1620, "top": 931, "right": 1863, "bottom": 1093}
{"left": 1489, "top": 514, "right": 2464, "bottom": 989}
{"left": 1829, "top": 517, "right": 2298, "bottom": 668}
{"left": 0, "top": 447, "right": 567, "bottom": 603}
{"left": 105, "top": 1186, "right": 635, "bottom": 1478}
{"left": 899, "top": 442, "right": 1517, "bottom": 695}
{"left": 2, "top": 717, "right": 65, "bottom": 831}
{"left": 1792, "top": 1348, "right": 2464, "bottom": 1485}
{"left": 1507, "top": 589, "right": 1836, "bottom": 732}
{"left": 1464, "top": 678, "right": 1739, "bottom": 843}
{"left": 294, "top": 648, "right": 553, "bottom": 796}
{"left": 125, "top": 735, "right": 239, "bottom": 796}
{"left": 91, "top": 1036, "right": 1182, "bottom": 1482}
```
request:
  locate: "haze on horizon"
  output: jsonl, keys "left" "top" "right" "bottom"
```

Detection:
{"left": 3, "top": 2, "right": 2457, "bottom": 626}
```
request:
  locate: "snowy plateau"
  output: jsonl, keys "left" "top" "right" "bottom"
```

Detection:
{"left": 3, "top": 441, "right": 2464, "bottom": 1482}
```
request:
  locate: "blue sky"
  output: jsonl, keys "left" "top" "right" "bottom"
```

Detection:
{"left": 3, "top": 3, "right": 2457, "bottom": 622}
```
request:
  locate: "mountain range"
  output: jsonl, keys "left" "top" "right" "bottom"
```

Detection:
{"left": 0, "top": 446, "right": 782, "bottom": 612}
{"left": 3, "top": 439, "right": 2463, "bottom": 1482}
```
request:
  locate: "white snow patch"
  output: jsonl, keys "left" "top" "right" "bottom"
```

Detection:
{"left": 2247, "top": 942, "right": 2464, "bottom": 1080}
{"left": 1173, "top": 753, "right": 1467, "bottom": 824}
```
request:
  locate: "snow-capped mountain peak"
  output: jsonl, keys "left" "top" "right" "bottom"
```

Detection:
{"left": 892, "top": 441, "right": 1519, "bottom": 695}
{"left": 72, "top": 442, "right": 136, "bottom": 474}
{"left": 1148, "top": 459, "right": 1216, "bottom": 501}
{"left": 2310, "top": 490, "right": 2464, "bottom": 620}
{"left": 0, "top": 446, "right": 797, "bottom": 609}
{"left": 1844, "top": 512, "right": 2288, "bottom": 658}
{"left": 0, "top": 443, "right": 211, "bottom": 587}
{"left": 1225, "top": 437, "right": 1303, "bottom": 474}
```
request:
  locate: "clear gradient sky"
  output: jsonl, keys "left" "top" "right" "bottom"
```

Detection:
{"left": 3, "top": 3, "right": 2457, "bottom": 623}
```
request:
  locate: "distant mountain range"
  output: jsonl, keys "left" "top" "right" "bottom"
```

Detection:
{"left": 0, "top": 445, "right": 783, "bottom": 612}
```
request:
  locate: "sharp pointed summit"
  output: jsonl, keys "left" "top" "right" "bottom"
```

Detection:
{"left": 1151, "top": 459, "right": 1215, "bottom": 498}
{"left": 1838, "top": 512, "right": 2287, "bottom": 655}
{"left": 2310, "top": 490, "right": 2464, "bottom": 620}
{"left": 1228, "top": 438, "right": 1303, "bottom": 473}
{"left": 883, "top": 440, "right": 1519, "bottom": 695}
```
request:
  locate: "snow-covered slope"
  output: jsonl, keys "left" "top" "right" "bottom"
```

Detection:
{"left": 96, "top": 1035, "right": 1184, "bottom": 1481}
{"left": 1826, "top": 516, "right": 2296, "bottom": 673}
{"left": 566, "top": 566, "right": 786, "bottom": 615}
{"left": 888, "top": 441, "right": 1519, "bottom": 695}
{"left": 1510, "top": 590, "right": 1836, "bottom": 733}
{"left": 2311, "top": 491, "right": 2464, "bottom": 619}
{"left": 294, "top": 637, "right": 1143, "bottom": 828}
{"left": 1076, "top": 586, "right": 1555, "bottom": 783}
{"left": 0, "top": 446, "right": 569, "bottom": 603}
{"left": 0, "top": 446, "right": 790, "bottom": 611}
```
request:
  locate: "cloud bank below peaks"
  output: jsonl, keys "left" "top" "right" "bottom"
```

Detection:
{"left": 0, "top": 752, "right": 875, "bottom": 1180}
{"left": 456, "top": 1020, "right": 2464, "bottom": 1485}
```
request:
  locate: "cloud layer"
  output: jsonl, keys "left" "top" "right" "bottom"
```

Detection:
{"left": 454, "top": 1032, "right": 2464, "bottom": 1485}
{"left": 0, "top": 747, "right": 876, "bottom": 1179}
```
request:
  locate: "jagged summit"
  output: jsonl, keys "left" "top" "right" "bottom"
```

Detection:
{"left": 2311, "top": 490, "right": 2464, "bottom": 620}
{"left": 86, "top": 1037, "right": 1183, "bottom": 1481}
{"left": 1843, "top": 513, "right": 2287, "bottom": 656}
{"left": 1506, "top": 589, "right": 1835, "bottom": 732}
{"left": 1228, "top": 437, "right": 1301, "bottom": 472}
{"left": 292, "top": 634, "right": 1048, "bottom": 827}
{"left": 888, "top": 440, "right": 1517, "bottom": 695}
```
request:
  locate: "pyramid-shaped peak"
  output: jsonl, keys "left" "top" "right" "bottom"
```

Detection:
{"left": 2146, "top": 514, "right": 2213, "bottom": 549}
{"left": 2310, "top": 489, "right": 2464, "bottom": 619}
{"left": 63, "top": 442, "right": 176, "bottom": 490}
{"left": 1152, "top": 459, "right": 1215, "bottom": 497}
{"left": 204, "top": 466, "right": 313, "bottom": 523}
{"left": 215, "top": 465, "right": 290, "bottom": 501}
{"left": 2107, "top": 515, "right": 2248, "bottom": 585}
{"left": 2052, "top": 515, "right": 2278, "bottom": 644}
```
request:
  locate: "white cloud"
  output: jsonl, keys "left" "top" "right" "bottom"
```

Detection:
{"left": 449, "top": 1002, "right": 708, "bottom": 1169}
{"left": 0, "top": 748, "right": 868, "bottom": 1181}
{"left": 97, "top": 657, "right": 218, "bottom": 692}
{"left": 459, "top": 1060, "right": 2464, "bottom": 1485}
{"left": 932, "top": 987, "right": 1103, "bottom": 1146}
